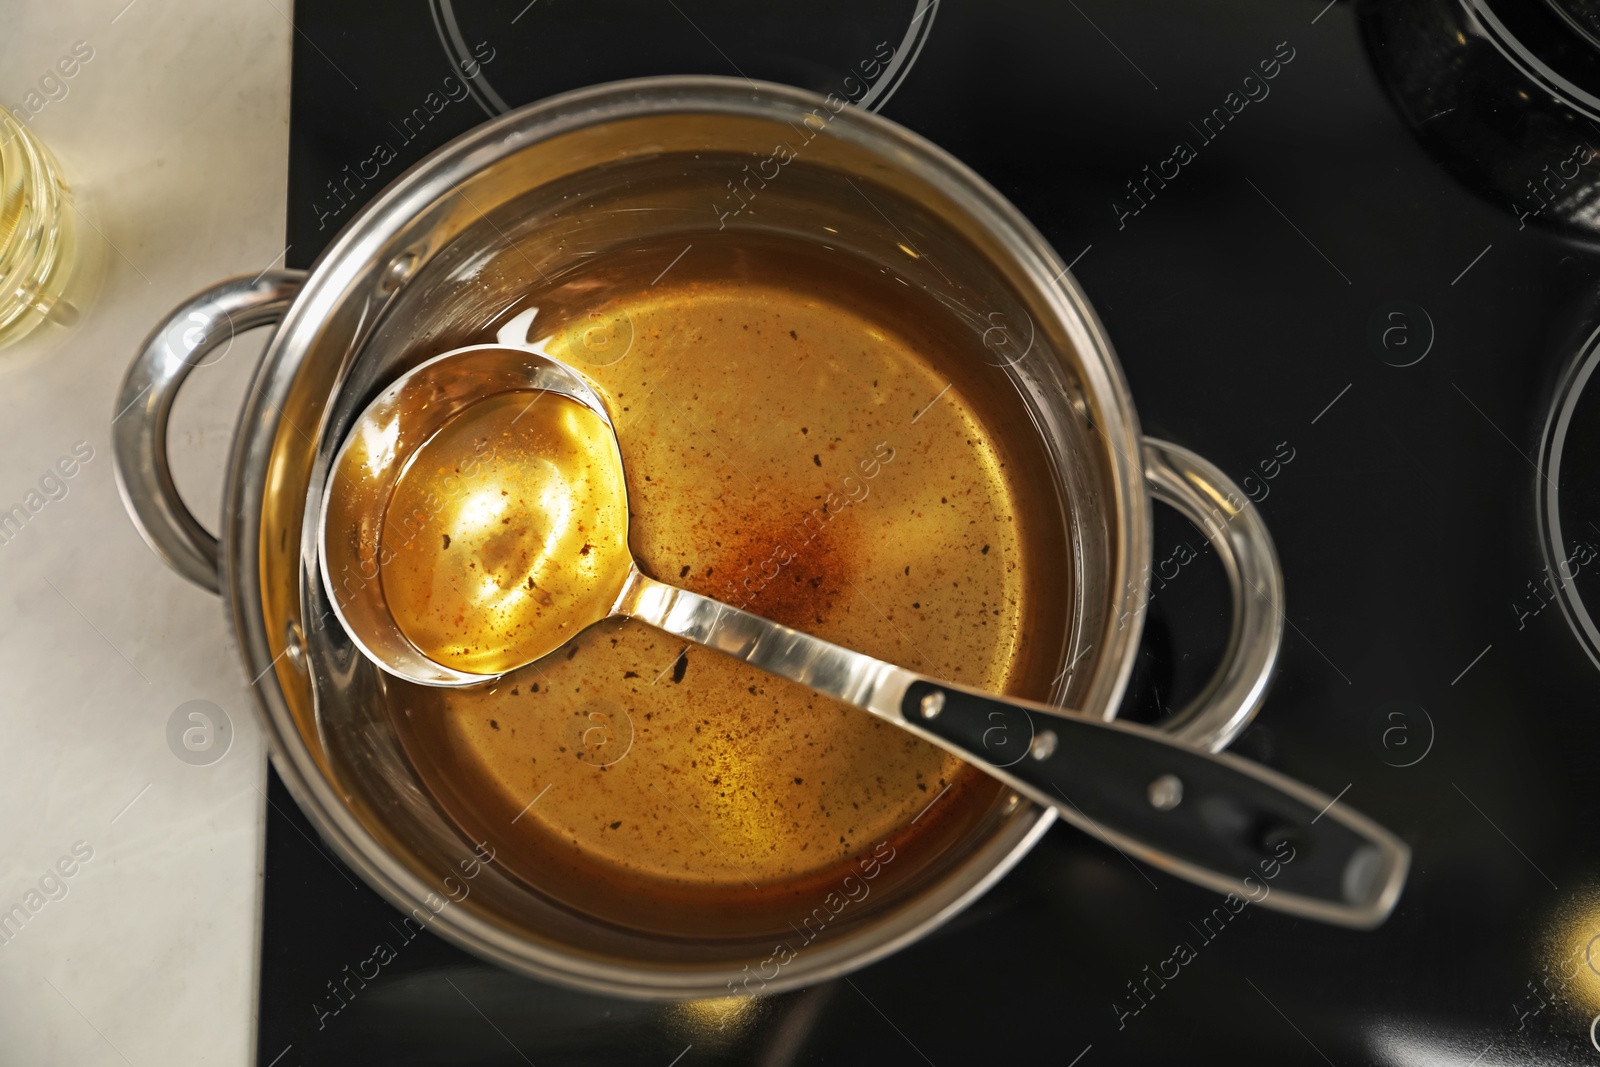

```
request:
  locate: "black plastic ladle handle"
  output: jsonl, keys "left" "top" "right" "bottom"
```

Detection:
{"left": 901, "top": 680, "right": 1408, "bottom": 927}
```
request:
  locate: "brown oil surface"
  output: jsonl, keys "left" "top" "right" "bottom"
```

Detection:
{"left": 380, "top": 391, "right": 632, "bottom": 674}
{"left": 386, "top": 234, "right": 1073, "bottom": 937}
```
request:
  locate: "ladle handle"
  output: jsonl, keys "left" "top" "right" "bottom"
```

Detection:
{"left": 112, "top": 271, "right": 305, "bottom": 592}
{"left": 620, "top": 570, "right": 1408, "bottom": 928}
{"left": 898, "top": 679, "right": 1408, "bottom": 928}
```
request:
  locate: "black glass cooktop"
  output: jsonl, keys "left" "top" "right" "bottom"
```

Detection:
{"left": 259, "top": 0, "right": 1600, "bottom": 1062}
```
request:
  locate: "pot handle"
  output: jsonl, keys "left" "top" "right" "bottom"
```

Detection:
{"left": 112, "top": 271, "right": 306, "bottom": 594}
{"left": 1140, "top": 438, "right": 1285, "bottom": 752}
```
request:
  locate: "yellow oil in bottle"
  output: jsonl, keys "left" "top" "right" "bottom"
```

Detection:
{"left": 0, "top": 108, "right": 78, "bottom": 349}
{"left": 379, "top": 390, "right": 634, "bottom": 675}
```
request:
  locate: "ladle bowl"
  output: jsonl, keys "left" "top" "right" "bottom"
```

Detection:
{"left": 320, "top": 308, "right": 613, "bottom": 686}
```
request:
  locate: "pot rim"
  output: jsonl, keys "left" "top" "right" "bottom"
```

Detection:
{"left": 222, "top": 74, "right": 1149, "bottom": 999}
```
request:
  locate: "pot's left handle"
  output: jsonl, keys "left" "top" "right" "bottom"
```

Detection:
{"left": 112, "top": 271, "right": 305, "bottom": 593}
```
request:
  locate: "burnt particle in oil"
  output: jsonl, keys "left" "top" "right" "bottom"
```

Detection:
{"left": 813, "top": 454, "right": 821, "bottom": 467}
{"left": 511, "top": 687, "right": 519, "bottom": 695}
{"left": 789, "top": 330, "right": 797, "bottom": 340}
{"left": 566, "top": 646, "right": 579, "bottom": 660}
{"left": 610, "top": 821, "right": 622, "bottom": 829}
{"left": 490, "top": 719, "right": 499, "bottom": 730}
{"left": 801, "top": 427, "right": 808, "bottom": 434}
{"left": 794, "top": 776, "right": 804, "bottom": 784}
{"left": 912, "top": 602, "right": 921, "bottom": 609}
{"left": 671, "top": 648, "right": 688, "bottom": 684}
{"left": 624, "top": 670, "right": 639, "bottom": 679}
{"left": 679, "top": 565, "right": 691, "bottom": 577}
{"left": 531, "top": 683, "right": 539, "bottom": 692}
{"left": 442, "top": 534, "right": 451, "bottom": 550}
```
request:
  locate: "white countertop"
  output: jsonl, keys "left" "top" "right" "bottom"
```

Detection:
{"left": 0, "top": 2, "right": 289, "bottom": 1063}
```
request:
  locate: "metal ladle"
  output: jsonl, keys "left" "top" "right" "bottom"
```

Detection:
{"left": 319, "top": 309, "right": 1409, "bottom": 928}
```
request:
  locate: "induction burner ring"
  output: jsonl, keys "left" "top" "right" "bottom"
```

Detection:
{"left": 427, "top": 0, "right": 940, "bottom": 120}
{"left": 1537, "top": 322, "right": 1600, "bottom": 673}
{"left": 1467, "top": 0, "right": 1600, "bottom": 121}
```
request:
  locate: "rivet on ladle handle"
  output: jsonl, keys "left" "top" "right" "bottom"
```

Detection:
{"left": 898, "top": 680, "right": 1409, "bottom": 928}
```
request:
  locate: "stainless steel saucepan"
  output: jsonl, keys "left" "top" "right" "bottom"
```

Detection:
{"left": 111, "top": 77, "right": 1401, "bottom": 999}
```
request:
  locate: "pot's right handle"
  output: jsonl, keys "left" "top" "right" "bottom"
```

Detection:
{"left": 1140, "top": 438, "right": 1285, "bottom": 752}
{"left": 112, "top": 271, "right": 305, "bottom": 594}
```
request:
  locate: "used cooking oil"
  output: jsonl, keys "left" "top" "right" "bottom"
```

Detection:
{"left": 384, "top": 232, "right": 1073, "bottom": 936}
